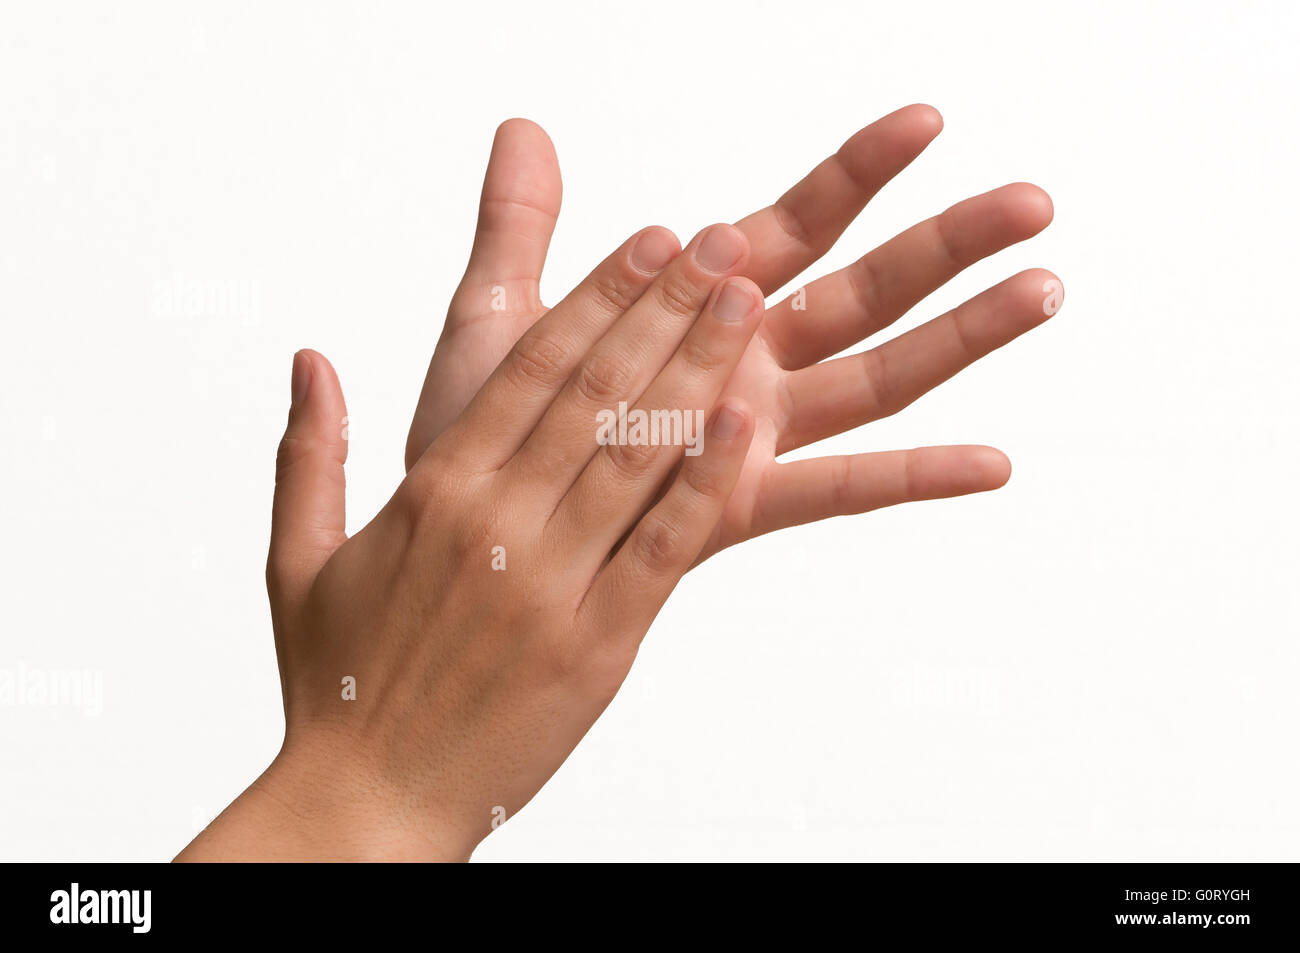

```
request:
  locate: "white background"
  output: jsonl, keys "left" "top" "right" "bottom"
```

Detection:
{"left": 2, "top": 1, "right": 1297, "bottom": 861}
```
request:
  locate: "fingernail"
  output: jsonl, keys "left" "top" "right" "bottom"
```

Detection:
{"left": 693, "top": 225, "right": 744, "bottom": 273}
{"left": 713, "top": 280, "right": 755, "bottom": 324}
{"left": 291, "top": 350, "right": 312, "bottom": 407}
{"left": 710, "top": 403, "right": 744, "bottom": 441}
{"left": 630, "top": 228, "right": 677, "bottom": 273}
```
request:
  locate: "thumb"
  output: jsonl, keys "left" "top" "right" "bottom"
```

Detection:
{"left": 458, "top": 118, "right": 562, "bottom": 306}
{"left": 267, "top": 349, "right": 349, "bottom": 613}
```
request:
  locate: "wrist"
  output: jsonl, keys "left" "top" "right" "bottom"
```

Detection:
{"left": 176, "top": 733, "right": 477, "bottom": 862}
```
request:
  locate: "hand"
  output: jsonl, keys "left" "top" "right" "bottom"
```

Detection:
{"left": 407, "top": 106, "right": 1061, "bottom": 558}
{"left": 179, "top": 221, "right": 767, "bottom": 861}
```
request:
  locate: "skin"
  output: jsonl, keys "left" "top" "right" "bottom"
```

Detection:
{"left": 408, "top": 106, "right": 1061, "bottom": 553}
{"left": 177, "top": 106, "right": 1062, "bottom": 861}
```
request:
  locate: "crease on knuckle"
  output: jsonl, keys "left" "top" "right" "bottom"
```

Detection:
{"left": 773, "top": 194, "right": 818, "bottom": 254}
{"left": 859, "top": 347, "right": 893, "bottom": 419}
{"left": 275, "top": 434, "right": 322, "bottom": 477}
{"left": 935, "top": 206, "right": 969, "bottom": 270}
{"left": 847, "top": 254, "right": 885, "bottom": 321}
{"left": 509, "top": 333, "right": 569, "bottom": 389}
{"left": 829, "top": 454, "right": 856, "bottom": 514}
{"left": 946, "top": 310, "right": 979, "bottom": 362}
{"left": 604, "top": 436, "right": 658, "bottom": 480}
{"left": 631, "top": 513, "right": 684, "bottom": 575}
{"left": 655, "top": 274, "right": 704, "bottom": 321}
{"left": 574, "top": 352, "right": 631, "bottom": 405}
{"left": 831, "top": 147, "right": 876, "bottom": 196}
{"left": 481, "top": 194, "right": 559, "bottom": 222}
{"left": 677, "top": 333, "right": 726, "bottom": 378}
{"left": 589, "top": 270, "right": 639, "bottom": 316}
{"left": 680, "top": 458, "right": 725, "bottom": 501}
{"left": 901, "top": 449, "right": 922, "bottom": 502}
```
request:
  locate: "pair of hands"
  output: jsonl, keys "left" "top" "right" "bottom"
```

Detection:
{"left": 178, "top": 105, "right": 1061, "bottom": 861}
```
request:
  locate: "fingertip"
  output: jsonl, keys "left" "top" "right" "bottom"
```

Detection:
{"left": 489, "top": 118, "right": 559, "bottom": 175}
{"left": 712, "top": 275, "right": 764, "bottom": 325}
{"left": 908, "top": 103, "right": 944, "bottom": 136}
{"left": 646, "top": 224, "right": 681, "bottom": 250}
{"left": 296, "top": 348, "right": 340, "bottom": 390}
{"left": 1028, "top": 267, "right": 1062, "bottom": 292}
{"left": 494, "top": 117, "right": 554, "bottom": 149}
{"left": 973, "top": 446, "right": 1012, "bottom": 489}
{"left": 692, "top": 223, "right": 750, "bottom": 275}
{"left": 629, "top": 225, "right": 681, "bottom": 274}
{"left": 1007, "top": 182, "right": 1055, "bottom": 229}
{"left": 724, "top": 274, "right": 764, "bottom": 299}
{"left": 291, "top": 349, "right": 314, "bottom": 407}
{"left": 480, "top": 118, "right": 562, "bottom": 219}
{"left": 1010, "top": 268, "right": 1064, "bottom": 321}
{"left": 289, "top": 349, "right": 348, "bottom": 447}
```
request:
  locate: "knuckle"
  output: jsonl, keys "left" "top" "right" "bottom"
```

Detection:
{"left": 507, "top": 333, "right": 569, "bottom": 390}
{"left": 535, "top": 631, "right": 586, "bottom": 681}
{"left": 399, "top": 458, "right": 463, "bottom": 521}
{"left": 274, "top": 433, "right": 319, "bottom": 477}
{"left": 828, "top": 454, "right": 855, "bottom": 512}
{"left": 630, "top": 513, "right": 685, "bottom": 575}
{"left": 655, "top": 273, "right": 704, "bottom": 321}
{"left": 444, "top": 503, "right": 503, "bottom": 566}
{"left": 604, "top": 435, "right": 658, "bottom": 479}
{"left": 574, "top": 352, "right": 632, "bottom": 405}
{"left": 935, "top": 206, "right": 970, "bottom": 269}
{"left": 773, "top": 196, "right": 814, "bottom": 249}
{"left": 946, "top": 308, "right": 979, "bottom": 361}
{"left": 680, "top": 458, "right": 726, "bottom": 500}
{"left": 588, "top": 269, "right": 641, "bottom": 316}
{"left": 677, "top": 333, "right": 727, "bottom": 377}
{"left": 462, "top": 510, "right": 502, "bottom": 555}
{"left": 393, "top": 472, "right": 436, "bottom": 527}
{"left": 859, "top": 347, "right": 893, "bottom": 418}
{"left": 846, "top": 254, "right": 884, "bottom": 320}
{"left": 901, "top": 449, "right": 922, "bottom": 502}
{"left": 576, "top": 643, "right": 634, "bottom": 703}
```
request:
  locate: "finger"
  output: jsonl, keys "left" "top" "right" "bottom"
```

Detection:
{"left": 506, "top": 223, "right": 750, "bottom": 490}
{"left": 267, "top": 350, "right": 349, "bottom": 614}
{"left": 580, "top": 400, "right": 754, "bottom": 634}
{"left": 763, "top": 183, "right": 1054, "bottom": 370}
{"left": 553, "top": 277, "right": 763, "bottom": 563}
{"left": 454, "top": 118, "right": 562, "bottom": 322}
{"left": 405, "top": 120, "right": 562, "bottom": 470}
{"left": 423, "top": 225, "right": 681, "bottom": 472}
{"left": 748, "top": 445, "right": 1011, "bottom": 539}
{"left": 735, "top": 104, "right": 943, "bottom": 296}
{"left": 781, "top": 269, "right": 1062, "bottom": 453}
